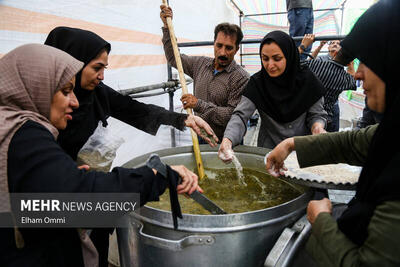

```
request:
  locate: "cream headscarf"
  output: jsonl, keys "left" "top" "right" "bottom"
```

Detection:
{"left": 0, "top": 43, "right": 83, "bottom": 212}
{"left": 0, "top": 44, "right": 100, "bottom": 266}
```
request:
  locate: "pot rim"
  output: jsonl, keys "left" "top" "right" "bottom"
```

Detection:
{"left": 124, "top": 145, "right": 313, "bottom": 231}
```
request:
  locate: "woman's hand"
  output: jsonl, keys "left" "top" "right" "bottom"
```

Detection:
{"left": 307, "top": 198, "right": 332, "bottom": 225}
{"left": 170, "top": 165, "right": 203, "bottom": 195}
{"left": 311, "top": 122, "right": 326, "bottom": 135}
{"left": 218, "top": 138, "right": 234, "bottom": 163}
{"left": 184, "top": 114, "right": 219, "bottom": 147}
{"left": 265, "top": 137, "right": 293, "bottom": 177}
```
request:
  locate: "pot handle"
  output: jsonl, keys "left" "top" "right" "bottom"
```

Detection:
{"left": 264, "top": 215, "right": 311, "bottom": 267}
{"left": 133, "top": 220, "right": 215, "bottom": 251}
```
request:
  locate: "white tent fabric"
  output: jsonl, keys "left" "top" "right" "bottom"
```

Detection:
{"left": 0, "top": 0, "right": 237, "bottom": 167}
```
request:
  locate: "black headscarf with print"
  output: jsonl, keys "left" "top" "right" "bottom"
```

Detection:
{"left": 45, "top": 27, "right": 111, "bottom": 160}
{"left": 243, "top": 31, "right": 325, "bottom": 123}
{"left": 337, "top": 0, "right": 400, "bottom": 245}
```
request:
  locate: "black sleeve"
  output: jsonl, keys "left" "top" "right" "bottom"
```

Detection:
{"left": 357, "top": 98, "right": 383, "bottom": 129}
{"left": 7, "top": 121, "right": 169, "bottom": 206}
{"left": 358, "top": 106, "right": 377, "bottom": 129}
{"left": 101, "top": 84, "right": 188, "bottom": 135}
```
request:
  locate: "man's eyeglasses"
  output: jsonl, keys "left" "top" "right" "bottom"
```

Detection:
{"left": 328, "top": 41, "right": 341, "bottom": 45}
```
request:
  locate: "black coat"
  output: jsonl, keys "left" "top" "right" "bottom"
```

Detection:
{"left": 1, "top": 121, "right": 170, "bottom": 266}
{"left": 59, "top": 82, "right": 187, "bottom": 160}
{"left": 44, "top": 26, "right": 187, "bottom": 160}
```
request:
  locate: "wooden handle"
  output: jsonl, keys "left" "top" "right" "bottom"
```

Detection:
{"left": 161, "top": 0, "right": 205, "bottom": 179}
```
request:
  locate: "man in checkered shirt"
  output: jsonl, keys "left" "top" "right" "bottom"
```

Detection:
{"left": 160, "top": 5, "right": 250, "bottom": 142}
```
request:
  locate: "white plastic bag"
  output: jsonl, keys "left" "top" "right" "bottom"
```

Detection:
{"left": 77, "top": 122, "right": 125, "bottom": 172}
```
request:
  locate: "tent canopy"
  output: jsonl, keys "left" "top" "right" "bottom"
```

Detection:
{"left": 229, "top": 0, "right": 374, "bottom": 73}
{"left": 232, "top": 0, "right": 343, "bottom": 28}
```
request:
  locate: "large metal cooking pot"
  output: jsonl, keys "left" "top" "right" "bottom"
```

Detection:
{"left": 121, "top": 145, "right": 312, "bottom": 267}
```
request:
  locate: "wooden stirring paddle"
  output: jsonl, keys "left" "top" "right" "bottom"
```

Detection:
{"left": 161, "top": 0, "right": 205, "bottom": 179}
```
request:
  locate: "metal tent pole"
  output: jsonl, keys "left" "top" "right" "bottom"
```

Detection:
{"left": 239, "top": 11, "right": 243, "bottom": 66}
{"left": 245, "top": 7, "right": 341, "bottom": 18}
{"left": 229, "top": 0, "right": 244, "bottom": 66}
{"left": 167, "top": 63, "right": 176, "bottom": 147}
{"left": 340, "top": 0, "right": 348, "bottom": 34}
{"left": 178, "top": 35, "right": 346, "bottom": 48}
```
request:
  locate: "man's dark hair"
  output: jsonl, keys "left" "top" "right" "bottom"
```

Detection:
{"left": 214, "top": 23, "right": 243, "bottom": 48}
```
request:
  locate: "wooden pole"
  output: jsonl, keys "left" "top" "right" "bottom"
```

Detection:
{"left": 162, "top": 0, "right": 205, "bottom": 179}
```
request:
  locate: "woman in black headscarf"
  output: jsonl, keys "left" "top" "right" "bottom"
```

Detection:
{"left": 44, "top": 27, "right": 217, "bottom": 160}
{"left": 44, "top": 27, "right": 215, "bottom": 267}
{"left": 266, "top": 0, "right": 400, "bottom": 265}
{"left": 218, "top": 30, "right": 327, "bottom": 162}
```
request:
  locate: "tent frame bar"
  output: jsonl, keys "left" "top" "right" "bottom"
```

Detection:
{"left": 177, "top": 35, "right": 346, "bottom": 48}
{"left": 245, "top": 7, "right": 342, "bottom": 18}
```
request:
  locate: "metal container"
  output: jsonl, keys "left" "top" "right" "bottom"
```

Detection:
{"left": 121, "top": 145, "right": 313, "bottom": 267}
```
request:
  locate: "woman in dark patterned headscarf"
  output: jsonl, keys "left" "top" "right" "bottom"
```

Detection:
{"left": 336, "top": 0, "right": 400, "bottom": 249}
{"left": 266, "top": 0, "right": 400, "bottom": 265}
{"left": 307, "top": 1, "right": 400, "bottom": 264}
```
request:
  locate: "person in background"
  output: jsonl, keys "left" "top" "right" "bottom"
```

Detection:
{"left": 218, "top": 31, "right": 327, "bottom": 163}
{"left": 286, "top": 0, "right": 314, "bottom": 60}
{"left": 0, "top": 44, "right": 201, "bottom": 267}
{"left": 266, "top": 1, "right": 400, "bottom": 265}
{"left": 310, "top": 37, "right": 356, "bottom": 77}
{"left": 311, "top": 39, "right": 339, "bottom": 61}
{"left": 299, "top": 34, "right": 356, "bottom": 132}
{"left": 160, "top": 5, "right": 250, "bottom": 142}
{"left": 44, "top": 27, "right": 218, "bottom": 162}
